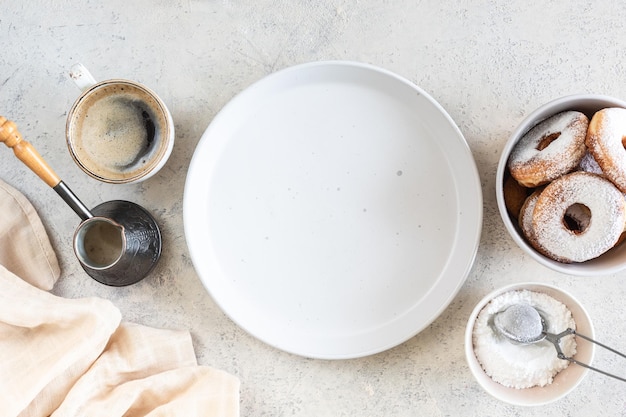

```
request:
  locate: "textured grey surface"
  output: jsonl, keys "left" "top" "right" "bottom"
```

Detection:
{"left": 2, "top": 1, "right": 626, "bottom": 415}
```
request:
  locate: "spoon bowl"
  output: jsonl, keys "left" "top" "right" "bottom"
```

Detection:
{"left": 493, "top": 303, "right": 547, "bottom": 344}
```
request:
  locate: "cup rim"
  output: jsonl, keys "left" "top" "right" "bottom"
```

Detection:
{"left": 66, "top": 79, "right": 174, "bottom": 184}
{"left": 496, "top": 94, "right": 626, "bottom": 276}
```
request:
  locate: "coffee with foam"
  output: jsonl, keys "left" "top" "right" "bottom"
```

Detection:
{"left": 67, "top": 80, "right": 172, "bottom": 183}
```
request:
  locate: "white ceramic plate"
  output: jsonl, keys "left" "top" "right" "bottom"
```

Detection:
{"left": 184, "top": 61, "right": 482, "bottom": 359}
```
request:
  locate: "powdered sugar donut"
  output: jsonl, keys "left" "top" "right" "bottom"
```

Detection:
{"left": 518, "top": 190, "right": 539, "bottom": 240}
{"left": 532, "top": 172, "right": 626, "bottom": 263}
{"left": 520, "top": 187, "right": 594, "bottom": 259}
{"left": 508, "top": 111, "right": 588, "bottom": 187}
{"left": 585, "top": 108, "right": 626, "bottom": 193}
{"left": 518, "top": 189, "right": 549, "bottom": 256}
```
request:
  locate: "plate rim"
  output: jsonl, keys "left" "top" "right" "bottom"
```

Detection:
{"left": 183, "top": 60, "right": 483, "bottom": 359}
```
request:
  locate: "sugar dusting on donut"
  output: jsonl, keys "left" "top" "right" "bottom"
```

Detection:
{"left": 518, "top": 189, "right": 552, "bottom": 258}
{"left": 519, "top": 191, "right": 539, "bottom": 241}
{"left": 532, "top": 172, "right": 626, "bottom": 263}
{"left": 585, "top": 108, "right": 626, "bottom": 193}
{"left": 508, "top": 111, "right": 588, "bottom": 188}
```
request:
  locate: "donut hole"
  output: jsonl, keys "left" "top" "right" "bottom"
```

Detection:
{"left": 563, "top": 203, "right": 591, "bottom": 235}
{"left": 622, "top": 135, "right": 626, "bottom": 148}
{"left": 536, "top": 132, "right": 561, "bottom": 151}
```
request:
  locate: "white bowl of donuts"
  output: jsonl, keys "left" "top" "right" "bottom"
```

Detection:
{"left": 496, "top": 94, "right": 626, "bottom": 276}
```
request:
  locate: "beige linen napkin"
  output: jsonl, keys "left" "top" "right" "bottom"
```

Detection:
{"left": 53, "top": 323, "right": 240, "bottom": 417}
{"left": 0, "top": 264, "right": 121, "bottom": 417}
{"left": 0, "top": 262, "right": 240, "bottom": 417}
{"left": 0, "top": 180, "right": 240, "bottom": 417}
{"left": 0, "top": 179, "right": 60, "bottom": 290}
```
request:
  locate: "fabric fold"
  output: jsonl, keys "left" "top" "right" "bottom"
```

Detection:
{"left": 52, "top": 322, "right": 198, "bottom": 415}
{"left": 0, "top": 179, "right": 60, "bottom": 290}
{"left": 52, "top": 322, "right": 240, "bottom": 417}
{"left": 55, "top": 365, "right": 240, "bottom": 417}
{"left": 0, "top": 265, "right": 121, "bottom": 417}
{"left": 0, "top": 179, "right": 241, "bottom": 417}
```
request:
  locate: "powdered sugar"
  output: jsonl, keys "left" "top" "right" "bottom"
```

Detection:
{"left": 508, "top": 111, "right": 588, "bottom": 187}
{"left": 518, "top": 190, "right": 541, "bottom": 243}
{"left": 586, "top": 107, "right": 626, "bottom": 193}
{"left": 473, "top": 290, "right": 576, "bottom": 389}
{"left": 532, "top": 172, "right": 626, "bottom": 263}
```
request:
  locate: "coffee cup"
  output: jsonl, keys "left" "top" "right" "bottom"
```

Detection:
{"left": 66, "top": 64, "right": 174, "bottom": 184}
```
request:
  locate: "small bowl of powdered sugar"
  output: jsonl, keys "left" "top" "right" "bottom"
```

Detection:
{"left": 465, "top": 282, "right": 595, "bottom": 406}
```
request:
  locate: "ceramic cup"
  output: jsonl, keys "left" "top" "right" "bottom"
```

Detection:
{"left": 66, "top": 63, "right": 174, "bottom": 184}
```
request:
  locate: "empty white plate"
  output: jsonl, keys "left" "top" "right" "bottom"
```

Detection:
{"left": 184, "top": 61, "right": 482, "bottom": 359}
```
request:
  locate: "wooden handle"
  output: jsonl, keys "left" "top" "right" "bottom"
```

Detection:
{"left": 0, "top": 116, "right": 61, "bottom": 188}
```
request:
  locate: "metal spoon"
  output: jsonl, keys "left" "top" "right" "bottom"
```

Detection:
{"left": 494, "top": 303, "right": 626, "bottom": 383}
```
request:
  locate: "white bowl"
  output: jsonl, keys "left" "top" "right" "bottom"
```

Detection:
{"left": 464, "top": 282, "right": 595, "bottom": 406}
{"left": 496, "top": 94, "right": 626, "bottom": 276}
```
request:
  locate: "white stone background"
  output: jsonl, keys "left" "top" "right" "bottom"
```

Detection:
{"left": 2, "top": 1, "right": 626, "bottom": 415}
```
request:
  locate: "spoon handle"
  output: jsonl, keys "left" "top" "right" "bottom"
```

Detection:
{"left": 564, "top": 356, "right": 626, "bottom": 383}
{"left": 573, "top": 330, "right": 626, "bottom": 360}
{"left": 0, "top": 116, "right": 92, "bottom": 221}
{"left": 553, "top": 329, "right": 626, "bottom": 383}
{"left": 0, "top": 116, "right": 61, "bottom": 187}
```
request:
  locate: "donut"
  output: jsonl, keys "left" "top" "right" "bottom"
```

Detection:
{"left": 520, "top": 187, "right": 595, "bottom": 258}
{"left": 503, "top": 171, "right": 530, "bottom": 219}
{"left": 519, "top": 187, "right": 597, "bottom": 259}
{"left": 518, "top": 189, "right": 549, "bottom": 256}
{"left": 615, "top": 231, "right": 626, "bottom": 248}
{"left": 508, "top": 111, "right": 588, "bottom": 187}
{"left": 531, "top": 172, "right": 626, "bottom": 263}
{"left": 585, "top": 107, "right": 626, "bottom": 193}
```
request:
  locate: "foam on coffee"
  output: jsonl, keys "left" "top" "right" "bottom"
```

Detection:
{"left": 68, "top": 81, "right": 170, "bottom": 182}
